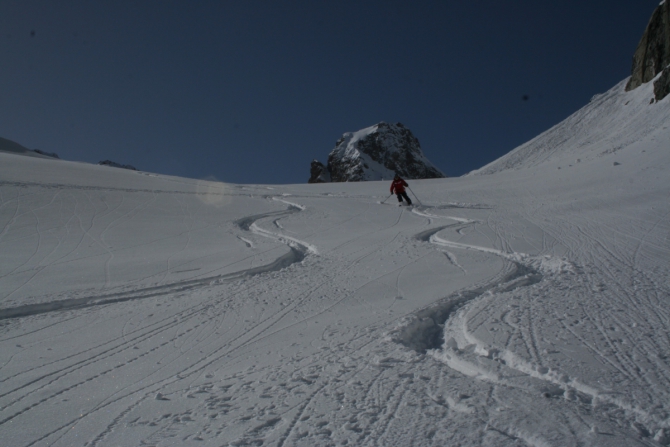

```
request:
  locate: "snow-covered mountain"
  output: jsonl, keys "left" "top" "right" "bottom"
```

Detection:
{"left": 469, "top": 77, "right": 670, "bottom": 175}
{"left": 309, "top": 122, "right": 445, "bottom": 182}
{"left": 2, "top": 6, "right": 670, "bottom": 447}
{"left": 472, "top": 0, "right": 670, "bottom": 176}
{"left": 0, "top": 136, "right": 59, "bottom": 160}
{"left": 2, "top": 97, "right": 669, "bottom": 444}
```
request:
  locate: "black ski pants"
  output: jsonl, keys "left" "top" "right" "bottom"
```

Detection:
{"left": 396, "top": 191, "right": 412, "bottom": 205}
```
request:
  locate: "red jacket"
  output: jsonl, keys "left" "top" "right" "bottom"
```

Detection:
{"left": 390, "top": 178, "right": 408, "bottom": 194}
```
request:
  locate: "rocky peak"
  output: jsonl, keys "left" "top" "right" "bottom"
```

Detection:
{"left": 626, "top": 1, "right": 670, "bottom": 97}
{"left": 308, "top": 122, "right": 445, "bottom": 183}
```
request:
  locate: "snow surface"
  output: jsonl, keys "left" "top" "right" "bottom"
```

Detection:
{"left": 469, "top": 78, "right": 670, "bottom": 176}
{"left": 1, "top": 79, "right": 670, "bottom": 446}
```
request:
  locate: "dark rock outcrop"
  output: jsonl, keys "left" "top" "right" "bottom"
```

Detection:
{"left": 626, "top": 1, "right": 670, "bottom": 91}
{"left": 309, "top": 122, "right": 445, "bottom": 183}
{"left": 654, "top": 66, "right": 670, "bottom": 101}
{"left": 34, "top": 149, "right": 59, "bottom": 159}
{"left": 308, "top": 159, "right": 331, "bottom": 183}
{"left": 98, "top": 160, "right": 137, "bottom": 171}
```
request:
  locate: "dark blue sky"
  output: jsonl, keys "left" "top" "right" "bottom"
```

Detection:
{"left": 0, "top": 1, "right": 660, "bottom": 184}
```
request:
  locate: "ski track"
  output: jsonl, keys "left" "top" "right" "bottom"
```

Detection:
{"left": 391, "top": 203, "right": 669, "bottom": 444}
{"left": 1, "top": 168, "right": 668, "bottom": 446}
{"left": 0, "top": 194, "right": 378, "bottom": 445}
{"left": 0, "top": 192, "right": 350, "bottom": 446}
{"left": 0, "top": 199, "right": 312, "bottom": 321}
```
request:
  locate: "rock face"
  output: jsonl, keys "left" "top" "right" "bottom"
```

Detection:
{"left": 626, "top": 1, "right": 670, "bottom": 93}
{"left": 308, "top": 159, "right": 331, "bottom": 183}
{"left": 308, "top": 122, "right": 445, "bottom": 183}
{"left": 654, "top": 65, "right": 670, "bottom": 100}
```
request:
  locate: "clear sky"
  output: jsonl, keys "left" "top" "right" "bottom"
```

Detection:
{"left": 0, "top": 1, "right": 661, "bottom": 184}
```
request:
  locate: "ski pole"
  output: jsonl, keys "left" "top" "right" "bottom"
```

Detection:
{"left": 407, "top": 186, "right": 422, "bottom": 207}
{"left": 381, "top": 193, "right": 393, "bottom": 204}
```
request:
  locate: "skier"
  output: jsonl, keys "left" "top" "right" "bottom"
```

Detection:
{"left": 390, "top": 174, "right": 412, "bottom": 206}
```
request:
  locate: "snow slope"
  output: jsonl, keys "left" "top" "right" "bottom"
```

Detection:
{"left": 470, "top": 78, "right": 670, "bottom": 175}
{"left": 0, "top": 137, "right": 58, "bottom": 160}
{"left": 1, "top": 80, "right": 670, "bottom": 446}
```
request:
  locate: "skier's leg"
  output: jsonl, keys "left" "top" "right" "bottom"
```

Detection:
{"left": 402, "top": 192, "right": 412, "bottom": 205}
{"left": 396, "top": 193, "right": 403, "bottom": 203}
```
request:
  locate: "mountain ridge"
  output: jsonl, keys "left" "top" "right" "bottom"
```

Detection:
{"left": 309, "top": 122, "right": 445, "bottom": 183}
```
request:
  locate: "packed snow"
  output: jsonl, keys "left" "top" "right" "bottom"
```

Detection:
{"left": 1, "top": 78, "right": 670, "bottom": 446}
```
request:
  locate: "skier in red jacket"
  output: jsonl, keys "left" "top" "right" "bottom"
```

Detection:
{"left": 390, "top": 174, "right": 412, "bottom": 206}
